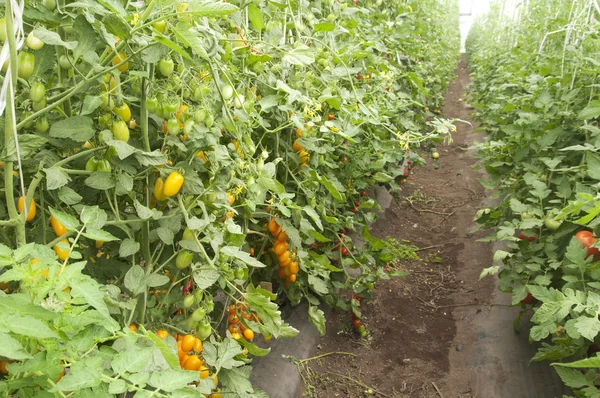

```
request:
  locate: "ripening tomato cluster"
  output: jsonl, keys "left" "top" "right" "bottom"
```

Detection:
{"left": 227, "top": 302, "right": 258, "bottom": 342}
{"left": 153, "top": 171, "right": 185, "bottom": 202}
{"left": 269, "top": 219, "right": 299, "bottom": 286}
{"left": 294, "top": 127, "right": 310, "bottom": 167}
{"left": 350, "top": 295, "right": 367, "bottom": 337}
{"left": 174, "top": 333, "right": 221, "bottom": 397}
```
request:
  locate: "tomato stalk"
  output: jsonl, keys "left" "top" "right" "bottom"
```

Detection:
{"left": 3, "top": 0, "right": 25, "bottom": 246}
{"left": 55, "top": 0, "right": 72, "bottom": 117}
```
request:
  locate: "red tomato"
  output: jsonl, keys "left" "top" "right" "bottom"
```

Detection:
{"left": 575, "top": 231, "right": 600, "bottom": 260}
{"left": 518, "top": 231, "right": 536, "bottom": 242}
{"left": 520, "top": 293, "right": 536, "bottom": 305}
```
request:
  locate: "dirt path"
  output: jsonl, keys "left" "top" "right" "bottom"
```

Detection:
{"left": 294, "top": 57, "right": 567, "bottom": 398}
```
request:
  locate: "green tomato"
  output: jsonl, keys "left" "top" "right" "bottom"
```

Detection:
{"left": 521, "top": 212, "right": 537, "bottom": 220}
{"left": 167, "top": 118, "right": 180, "bottom": 135}
{"left": 183, "top": 294, "right": 196, "bottom": 308}
{"left": 164, "top": 101, "right": 179, "bottom": 115}
{"left": 30, "top": 82, "right": 46, "bottom": 102}
{"left": 234, "top": 267, "right": 247, "bottom": 280}
{"left": 191, "top": 307, "right": 206, "bottom": 322}
{"left": 97, "top": 159, "right": 112, "bottom": 173}
{"left": 32, "top": 97, "right": 46, "bottom": 112}
{"left": 153, "top": 20, "right": 167, "bottom": 33}
{"left": 195, "top": 321, "right": 212, "bottom": 340}
{"left": 159, "top": 57, "right": 174, "bottom": 77}
{"left": 221, "top": 84, "right": 234, "bottom": 100}
{"left": 18, "top": 52, "right": 35, "bottom": 79}
{"left": 193, "top": 289, "right": 203, "bottom": 301}
{"left": 43, "top": 0, "right": 56, "bottom": 10}
{"left": 58, "top": 54, "right": 72, "bottom": 70}
{"left": 112, "top": 120, "right": 130, "bottom": 142}
{"left": 26, "top": 31, "right": 44, "bottom": 50}
{"left": 35, "top": 116, "right": 49, "bottom": 133}
{"left": 187, "top": 317, "right": 199, "bottom": 330}
{"left": 114, "top": 103, "right": 131, "bottom": 122}
{"left": 146, "top": 97, "right": 158, "bottom": 113}
{"left": 545, "top": 218, "right": 562, "bottom": 231}
{"left": 233, "top": 95, "right": 245, "bottom": 109}
{"left": 176, "top": 250, "right": 194, "bottom": 270}
{"left": 98, "top": 112, "right": 112, "bottom": 127}
{"left": 204, "top": 114, "right": 214, "bottom": 128}
{"left": 183, "top": 119, "right": 195, "bottom": 135}
{"left": 182, "top": 228, "right": 196, "bottom": 241}
{"left": 194, "top": 83, "right": 210, "bottom": 100}
{"left": 20, "top": 111, "right": 34, "bottom": 129}
{"left": 85, "top": 157, "right": 99, "bottom": 171}
{"left": 194, "top": 109, "right": 207, "bottom": 123}
{"left": 204, "top": 300, "right": 214, "bottom": 313}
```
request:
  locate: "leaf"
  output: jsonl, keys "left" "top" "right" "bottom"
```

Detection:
{"left": 111, "top": 347, "right": 154, "bottom": 374}
{"left": 134, "top": 150, "right": 169, "bottom": 166}
{"left": 282, "top": 44, "right": 315, "bottom": 66}
{"left": 579, "top": 100, "right": 600, "bottom": 120}
{"left": 146, "top": 274, "right": 169, "bottom": 288}
{"left": 145, "top": 332, "right": 180, "bottom": 369}
{"left": 308, "top": 306, "right": 326, "bottom": 336}
{"left": 58, "top": 186, "right": 83, "bottom": 205}
{"left": 244, "top": 286, "right": 299, "bottom": 338}
{"left": 85, "top": 172, "right": 116, "bottom": 190}
{"left": 314, "top": 22, "right": 336, "bottom": 32}
{"left": 302, "top": 206, "right": 323, "bottom": 230}
{"left": 49, "top": 116, "right": 95, "bottom": 142}
{"left": 108, "top": 380, "right": 127, "bottom": 394}
{"left": 0, "top": 332, "right": 32, "bottom": 360}
{"left": 157, "top": 227, "right": 175, "bottom": 245}
{"left": 553, "top": 366, "right": 591, "bottom": 389}
{"left": 51, "top": 367, "right": 101, "bottom": 391}
{"left": 203, "top": 339, "right": 244, "bottom": 372}
{"left": 6, "top": 314, "right": 59, "bottom": 339}
{"left": 192, "top": 268, "right": 221, "bottom": 290}
{"left": 82, "top": 227, "right": 119, "bottom": 243}
{"left": 173, "top": 22, "right": 209, "bottom": 60}
{"left": 124, "top": 265, "right": 146, "bottom": 295}
{"left": 119, "top": 239, "right": 140, "bottom": 258}
{"left": 134, "top": 200, "right": 154, "bottom": 220}
{"left": 107, "top": 139, "right": 136, "bottom": 160}
{"left": 554, "top": 356, "right": 600, "bottom": 368}
{"left": 153, "top": 36, "right": 192, "bottom": 61}
{"left": 318, "top": 174, "right": 344, "bottom": 201}
{"left": 248, "top": 4, "right": 264, "bottom": 30}
{"left": 587, "top": 152, "right": 600, "bottom": 180}
{"left": 220, "top": 246, "right": 266, "bottom": 268}
{"left": 103, "top": 14, "right": 131, "bottom": 40}
{"left": 73, "top": 15, "right": 99, "bottom": 65}
{"left": 70, "top": 279, "right": 114, "bottom": 321}
{"left": 49, "top": 207, "right": 80, "bottom": 231}
{"left": 307, "top": 274, "right": 329, "bottom": 295}
{"left": 187, "top": 1, "right": 239, "bottom": 16}
{"left": 33, "top": 27, "right": 77, "bottom": 49}
{"left": 574, "top": 316, "right": 600, "bottom": 341}
{"left": 219, "top": 366, "right": 254, "bottom": 396}
{"left": 148, "top": 369, "right": 199, "bottom": 392}
{"left": 44, "top": 167, "right": 71, "bottom": 190}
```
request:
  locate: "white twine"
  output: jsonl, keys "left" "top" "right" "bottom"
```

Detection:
{"left": 0, "top": 0, "right": 28, "bottom": 214}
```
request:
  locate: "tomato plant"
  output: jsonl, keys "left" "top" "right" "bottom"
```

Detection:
{"left": 0, "top": 0, "right": 459, "bottom": 395}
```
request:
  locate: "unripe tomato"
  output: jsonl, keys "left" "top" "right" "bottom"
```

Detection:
{"left": 163, "top": 172, "right": 184, "bottom": 197}
{"left": 159, "top": 57, "right": 174, "bottom": 77}
{"left": 35, "top": 116, "right": 49, "bottom": 133}
{"left": 50, "top": 216, "right": 68, "bottom": 236}
{"left": 97, "top": 159, "right": 112, "bottom": 173}
{"left": 20, "top": 111, "right": 34, "bottom": 129}
{"left": 183, "top": 119, "right": 195, "bottom": 135}
{"left": 196, "top": 322, "right": 212, "bottom": 340}
{"left": 112, "top": 120, "right": 130, "bottom": 142}
{"left": 112, "top": 52, "right": 128, "bottom": 73}
{"left": 176, "top": 250, "right": 194, "bottom": 270}
{"left": 42, "top": 0, "right": 56, "bottom": 10}
{"left": 164, "top": 101, "right": 179, "bottom": 115}
{"left": 204, "top": 114, "right": 214, "bottom": 128}
{"left": 167, "top": 118, "right": 180, "bottom": 135}
{"left": 85, "top": 157, "right": 99, "bottom": 171}
{"left": 53, "top": 238, "right": 70, "bottom": 261}
{"left": 18, "top": 52, "right": 35, "bottom": 79}
{"left": 26, "top": 31, "right": 44, "bottom": 50}
{"left": 18, "top": 196, "right": 36, "bottom": 221}
{"left": 183, "top": 228, "right": 196, "bottom": 240}
{"left": 432, "top": 152, "right": 440, "bottom": 159}
{"left": 32, "top": 97, "right": 46, "bottom": 112}
{"left": 194, "top": 109, "right": 207, "bottom": 123}
{"left": 183, "top": 294, "right": 196, "bottom": 308}
{"left": 114, "top": 103, "right": 131, "bottom": 122}
{"left": 234, "top": 267, "right": 247, "bottom": 280}
{"left": 194, "top": 83, "right": 210, "bottom": 100}
{"left": 153, "top": 20, "right": 167, "bottom": 33}
{"left": 30, "top": 82, "right": 46, "bottom": 102}
{"left": 191, "top": 307, "right": 206, "bottom": 322}
{"left": 146, "top": 97, "right": 158, "bottom": 113}
{"left": 233, "top": 95, "right": 245, "bottom": 109}
{"left": 221, "top": 84, "right": 234, "bottom": 100}
{"left": 58, "top": 54, "right": 72, "bottom": 70}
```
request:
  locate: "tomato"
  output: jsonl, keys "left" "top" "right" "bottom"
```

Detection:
{"left": 181, "top": 120, "right": 194, "bottom": 136}
{"left": 183, "top": 355, "right": 202, "bottom": 371}
{"left": 205, "top": 114, "right": 214, "bottom": 127}
{"left": 159, "top": 57, "right": 174, "bottom": 77}
{"left": 0, "top": 19, "right": 6, "bottom": 42}
{"left": 432, "top": 152, "right": 440, "bottom": 159}
{"left": 518, "top": 231, "right": 536, "bottom": 242}
{"left": 268, "top": 219, "right": 281, "bottom": 236}
{"left": 35, "top": 116, "right": 49, "bottom": 133}
{"left": 327, "top": 113, "right": 335, "bottom": 121}
{"left": 234, "top": 267, "right": 247, "bottom": 280}
{"left": 18, "top": 52, "right": 35, "bottom": 79}
{"left": 153, "top": 19, "right": 167, "bottom": 33}
{"left": 183, "top": 294, "right": 196, "bottom": 308}
{"left": 277, "top": 231, "right": 289, "bottom": 242}
{"left": 32, "top": 97, "right": 46, "bottom": 112}
{"left": 26, "top": 31, "right": 44, "bottom": 50}
{"left": 196, "top": 322, "right": 212, "bottom": 340}
{"left": 221, "top": 84, "right": 234, "bottom": 100}
{"left": 199, "top": 365, "right": 210, "bottom": 379}
{"left": 18, "top": 196, "right": 36, "bottom": 221}
{"left": 114, "top": 103, "right": 131, "bottom": 122}
{"left": 156, "top": 329, "right": 169, "bottom": 339}
{"left": 298, "top": 150, "right": 310, "bottom": 163}
{"left": 112, "top": 52, "right": 128, "bottom": 73}
{"left": 243, "top": 329, "right": 254, "bottom": 340}
{"left": 183, "top": 228, "right": 196, "bottom": 240}
{"left": 289, "top": 261, "right": 299, "bottom": 274}
{"left": 154, "top": 178, "right": 168, "bottom": 201}
{"left": 97, "top": 159, "right": 112, "bottom": 173}
{"left": 50, "top": 216, "right": 68, "bottom": 236}
{"left": 575, "top": 231, "right": 600, "bottom": 260}
{"left": 167, "top": 117, "right": 180, "bottom": 135}
{"left": 194, "top": 83, "right": 210, "bottom": 100}
{"left": 545, "top": 218, "right": 562, "bottom": 231}
{"left": 193, "top": 338, "right": 203, "bottom": 353}
{"left": 164, "top": 101, "right": 179, "bottom": 114}
{"left": 58, "top": 55, "right": 72, "bottom": 70}
{"left": 112, "top": 120, "right": 130, "bottom": 142}
{"left": 176, "top": 250, "right": 194, "bottom": 270}
{"left": 163, "top": 172, "right": 184, "bottom": 197}
{"left": 233, "top": 95, "right": 245, "bottom": 109}
{"left": 128, "top": 324, "right": 138, "bottom": 333}
{"left": 146, "top": 97, "right": 158, "bottom": 113}
{"left": 274, "top": 241, "right": 289, "bottom": 256}
{"left": 278, "top": 251, "right": 291, "bottom": 264}
{"left": 194, "top": 109, "right": 207, "bottom": 123}
{"left": 53, "top": 238, "right": 70, "bottom": 261}
{"left": 191, "top": 307, "right": 206, "bottom": 322}
{"left": 352, "top": 319, "right": 361, "bottom": 328}
{"left": 181, "top": 334, "right": 198, "bottom": 352}
{"left": 85, "top": 157, "right": 98, "bottom": 171}
{"left": 520, "top": 292, "right": 536, "bottom": 305}
{"left": 292, "top": 139, "right": 304, "bottom": 152}
{"left": 30, "top": 82, "right": 46, "bottom": 102}
{"left": 42, "top": 0, "right": 56, "bottom": 10}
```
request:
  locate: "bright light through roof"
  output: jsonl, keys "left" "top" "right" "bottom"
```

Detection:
{"left": 459, "top": 0, "right": 492, "bottom": 52}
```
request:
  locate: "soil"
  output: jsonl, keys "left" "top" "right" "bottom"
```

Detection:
{"left": 291, "top": 57, "right": 540, "bottom": 398}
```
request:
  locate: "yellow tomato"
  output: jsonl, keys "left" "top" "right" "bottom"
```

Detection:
{"left": 18, "top": 196, "right": 36, "bottom": 221}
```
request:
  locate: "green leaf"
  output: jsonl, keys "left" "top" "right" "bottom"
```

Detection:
{"left": 192, "top": 268, "right": 221, "bottom": 290}
{"left": 282, "top": 44, "right": 315, "bottom": 66}
{"left": 173, "top": 22, "right": 209, "bottom": 60}
{"left": 108, "top": 380, "right": 127, "bottom": 394}
{"left": 219, "top": 366, "right": 254, "bottom": 396}
{"left": 51, "top": 367, "right": 101, "bottom": 391}
{"left": 574, "top": 316, "right": 600, "bottom": 341}
{"left": 49, "top": 116, "right": 95, "bottom": 142}
{"left": 587, "top": 153, "right": 600, "bottom": 180}
{"left": 6, "top": 314, "right": 59, "bottom": 339}
{"left": 308, "top": 230, "right": 330, "bottom": 242}
{"left": 579, "top": 100, "right": 600, "bottom": 120}
{"left": 73, "top": 15, "right": 99, "bottom": 65}
{"left": 85, "top": 172, "right": 116, "bottom": 190}
{"left": 145, "top": 332, "right": 180, "bottom": 369}
{"left": 318, "top": 174, "right": 344, "bottom": 201}
{"left": 187, "top": 1, "right": 239, "bottom": 16}
{"left": 107, "top": 139, "right": 136, "bottom": 160}
{"left": 103, "top": 14, "right": 131, "bottom": 40}
{"left": 220, "top": 246, "right": 266, "bottom": 268}
{"left": 302, "top": 206, "right": 323, "bottom": 230}
{"left": 244, "top": 285, "right": 299, "bottom": 338}
{"left": 314, "top": 22, "right": 336, "bottom": 32}
{"left": 0, "top": 332, "right": 33, "bottom": 360}
{"left": 82, "top": 227, "right": 119, "bottom": 243}
{"left": 134, "top": 200, "right": 154, "bottom": 220}
{"left": 203, "top": 339, "right": 244, "bottom": 372}
{"left": 153, "top": 36, "right": 192, "bottom": 61}
{"left": 70, "top": 279, "right": 114, "bottom": 321}
{"left": 58, "top": 186, "right": 83, "bottom": 205}
{"left": 112, "top": 347, "right": 154, "bottom": 374}
{"left": 554, "top": 356, "right": 600, "bottom": 368}
{"left": 553, "top": 366, "right": 591, "bottom": 388}
{"left": 248, "top": 4, "right": 264, "bottom": 30}
{"left": 308, "top": 306, "right": 326, "bottom": 336}
{"left": 157, "top": 227, "right": 175, "bottom": 245}
{"left": 148, "top": 369, "right": 199, "bottom": 392}
{"left": 124, "top": 265, "right": 146, "bottom": 295}
{"left": 49, "top": 207, "right": 80, "bottom": 231}
{"left": 147, "top": 274, "right": 169, "bottom": 288}
{"left": 44, "top": 167, "right": 71, "bottom": 190}
{"left": 33, "top": 27, "right": 77, "bottom": 49}
{"left": 307, "top": 274, "right": 329, "bottom": 295}
{"left": 134, "top": 150, "right": 169, "bottom": 166}
{"left": 119, "top": 238, "right": 140, "bottom": 258}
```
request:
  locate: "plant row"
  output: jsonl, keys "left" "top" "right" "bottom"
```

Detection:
{"left": 0, "top": 0, "right": 458, "bottom": 396}
{"left": 468, "top": 0, "right": 600, "bottom": 395}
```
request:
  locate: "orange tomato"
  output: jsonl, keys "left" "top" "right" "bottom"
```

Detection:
{"left": 277, "top": 268, "right": 287, "bottom": 279}
{"left": 288, "top": 274, "right": 297, "bottom": 283}
{"left": 18, "top": 196, "right": 36, "bottom": 221}
{"left": 193, "top": 338, "right": 203, "bottom": 353}
{"left": 278, "top": 251, "right": 291, "bottom": 264}
{"left": 197, "top": 151, "right": 208, "bottom": 162}
{"left": 292, "top": 139, "right": 303, "bottom": 152}
{"left": 268, "top": 219, "right": 281, "bottom": 236}
{"left": 227, "top": 192, "right": 235, "bottom": 206}
{"left": 53, "top": 238, "right": 70, "bottom": 261}
{"left": 0, "top": 361, "right": 8, "bottom": 375}
{"left": 289, "top": 261, "right": 299, "bottom": 274}
{"left": 243, "top": 329, "right": 254, "bottom": 340}
{"left": 249, "top": 247, "right": 255, "bottom": 256}
{"left": 50, "top": 216, "right": 68, "bottom": 236}
{"left": 128, "top": 324, "right": 138, "bottom": 333}
{"left": 156, "top": 329, "right": 169, "bottom": 339}
{"left": 176, "top": 104, "right": 189, "bottom": 127}
{"left": 296, "top": 128, "right": 302, "bottom": 139}
{"left": 279, "top": 257, "right": 291, "bottom": 267}
{"left": 276, "top": 231, "right": 289, "bottom": 242}
{"left": 183, "top": 354, "right": 203, "bottom": 371}
{"left": 274, "top": 241, "right": 289, "bottom": 256}
{"left": 181, "top": 334, "right": 197, "bottom": 352}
